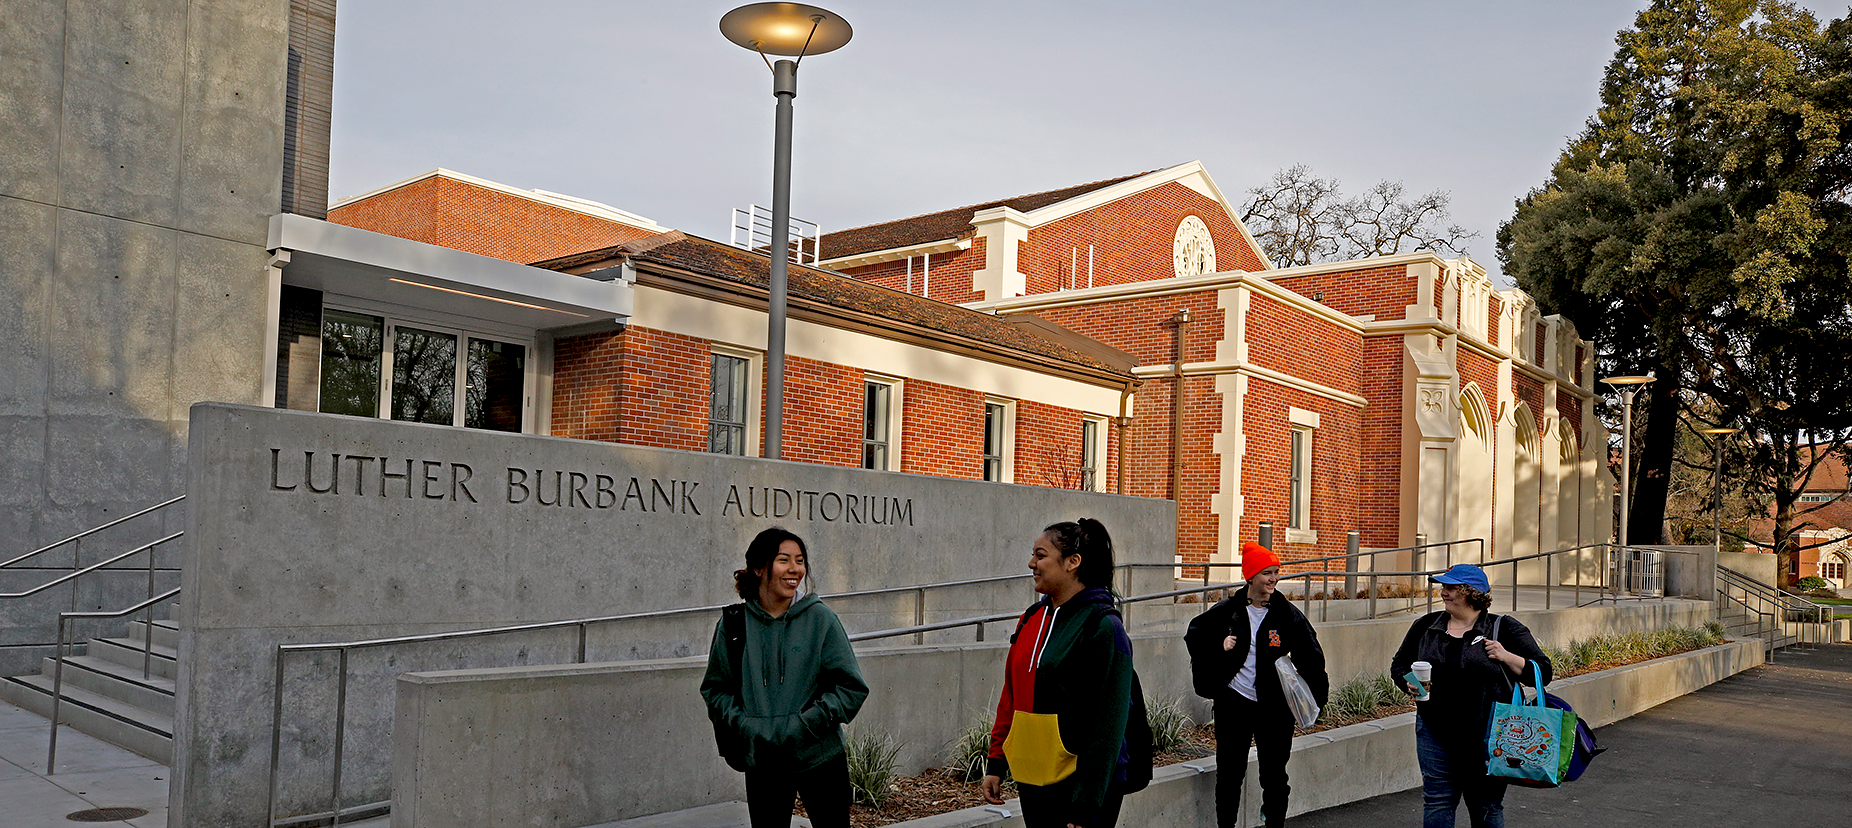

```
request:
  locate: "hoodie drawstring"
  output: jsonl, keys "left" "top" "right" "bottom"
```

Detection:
{"left": 1029, "top": 604, "right": 1060, "bottom": 672}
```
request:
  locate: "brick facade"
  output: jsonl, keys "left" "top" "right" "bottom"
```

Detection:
{"left": 331, "top": 174, "right": 659, "bottom": 264}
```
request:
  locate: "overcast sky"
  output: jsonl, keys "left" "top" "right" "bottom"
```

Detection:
{"left": 329, "top": 1, "right": 1852, "bottom": 286}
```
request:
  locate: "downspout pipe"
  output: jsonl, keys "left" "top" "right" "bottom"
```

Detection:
{"left": 1115, "top": 379, "right": 1139, "bottom": 495}
{"left": 1169, "top": 309, "right": 1192, "bottom": 500}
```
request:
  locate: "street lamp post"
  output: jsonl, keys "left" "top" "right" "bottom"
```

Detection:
{"left": 1699, "top": 427, "right": 1739, "bottom": 555}
{"left": 720, "top": 3, "right": 852, "bottom": 460}
{"left": 1601, "top": 375, "right": 1654, "bottom": 596}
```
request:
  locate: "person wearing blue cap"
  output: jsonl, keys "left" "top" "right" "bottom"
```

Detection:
{"left": 1389, "top": 564, "right": 1551, "bottom": 828}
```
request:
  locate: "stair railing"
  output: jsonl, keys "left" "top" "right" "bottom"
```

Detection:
{"left": 47, "top": 586, "right": 180, "bottom": 773}
{"left": 1, "top": 495, "right": 183, "bottom": 573}
{"left": 1717, "top": 567, "right": 1831, "bottom": 650}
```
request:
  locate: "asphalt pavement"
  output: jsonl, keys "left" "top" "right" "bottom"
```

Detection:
{"left": 1285, "top": 643, "right": 1852, "bottom": 826}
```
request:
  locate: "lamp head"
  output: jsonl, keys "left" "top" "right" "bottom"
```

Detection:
{"left": 1698, "top": 427, "right": 1739, "bottom": 436}
{"left": 1600, "top": 375, "right": 1656, "bottom": 388}
{"left": 721, "top": 3, "right": 852, "bottom": 57}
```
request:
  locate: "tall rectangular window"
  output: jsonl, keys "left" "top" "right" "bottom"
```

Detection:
{"left": 709, "top": 353, "right": 750, "bottom": 455}
{"left": 863, "top": 381, "right": 892, "bottom": 470}
{"left": 319, "top": 310, "right": 383, "bottom": 417}
{"left": 1080, "top": 419, "right": 1101, "bottom": 492}
{"left": 392, "top": 325, "right": 458, "bottom": 425}
{"left": 465, "top": 339, "right": 526, "bottom": 433}
{"left": 1288, "top": 427, "right": 1312, "bottom": 529}
{"left": 983, "top": 402, "right": 1008, "bottom": 482}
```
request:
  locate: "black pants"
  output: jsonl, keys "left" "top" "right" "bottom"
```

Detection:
{"left": 1017, "top": 779, "right": 1125, "bottom": 828}
{"left": 1216, "top": 692, "right": 1295, "bottom": 828}
{"left": 743, "top": 751, "right": 851, "bottom": 828}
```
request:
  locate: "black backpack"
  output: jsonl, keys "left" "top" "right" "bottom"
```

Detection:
{"left": 710, "top": 603, "right": 749, "bottom": 772}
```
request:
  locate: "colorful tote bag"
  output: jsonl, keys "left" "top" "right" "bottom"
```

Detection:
{"left": 1486, "top": 662, "right": 1574, "bottom": 787}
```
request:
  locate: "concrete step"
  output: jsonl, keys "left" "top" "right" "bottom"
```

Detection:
{"left": 34, "top": 655, "right": 175, "bottom": 717}
{"left": 121, "top": 619, "right": 179, "bottom": 650}
{"left": 86, "top": 636, "right": 178, "bottom": 680}
{"left": 0, "top": 674, "right": 171, "bottom": 764}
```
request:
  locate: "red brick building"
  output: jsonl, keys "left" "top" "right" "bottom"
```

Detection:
{"left": 314, "top": 162, "right": 1612, "bottom": 579}
{"left": 816, "top": 162, "right": 1611, "bottom": 577}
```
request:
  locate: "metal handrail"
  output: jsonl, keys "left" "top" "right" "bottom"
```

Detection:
{"left": 255, "top": 535, "right": 1602, "bottom": 827}
{"left": 47, "top": 586, "right": 181, "bottom": 773}
{"left": 1, "top": 495, "right": 184, "bottom": 569}
{"left": 262, "top": 567, "right": 1052, "bottom": 826}
{"left": 1714, "top": 583, "right": 1776, "bottom": 656}
{"left": 850, "top": 541, "right": 1640, "bottom": 645}
{"left": 1, "top": 532, "right": 184, "bottom": 599}
{"left": 1718, "top": 567, "right": 1831, "bottom": 647}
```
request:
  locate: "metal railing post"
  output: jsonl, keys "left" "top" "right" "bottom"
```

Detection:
{"left": 1345, "top": 531, "right": 1360, "bottom": 599}
{"left": 267, "top": 648, "right": 287, "bottom": 828}
{"left": 1257, "top": 521, "right": 1274, "bottom": 549}
{"left": 914, "top": 588, "right": 926, "bottom": 645}
{"left": 330, "top": 648, "right": 349, "bottom": 828}
{"left": 576, "top": 624, "right": 588, "bottom": 663}
{"left": 47, "top": 615, "right": 66, "bottom": 773}
{"left": 1412, "top": 533, "right": 1427, "bottom": 601}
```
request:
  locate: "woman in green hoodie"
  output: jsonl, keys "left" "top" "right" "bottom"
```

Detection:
{"left": 981, "top": 518, "right": 1137, "bottom": 828}
{"left": 701, "top": 527, "right": 869, "bottom": 828}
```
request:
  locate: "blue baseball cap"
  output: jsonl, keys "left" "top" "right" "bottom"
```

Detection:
{"left": 1429, "top": 564, "right": 1489, "bottom": 593}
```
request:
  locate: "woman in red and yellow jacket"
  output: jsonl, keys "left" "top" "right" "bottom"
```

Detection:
{"left": 980, "top": 519, "right": 1137, "bottom": 828}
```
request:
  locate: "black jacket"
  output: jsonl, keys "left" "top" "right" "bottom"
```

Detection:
{"left": 1390, "top": 610, "right": 1552, "bottom": 746}
{"left": 1185, "top": 587, "right": 1329, "bottom": 711}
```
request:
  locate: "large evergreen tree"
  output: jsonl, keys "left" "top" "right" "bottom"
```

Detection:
{"left": 1499, "top": 0, "right": 1852, "bottom": 585}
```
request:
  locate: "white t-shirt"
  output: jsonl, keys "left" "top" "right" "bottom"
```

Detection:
{"left": 1228, "top": 603, "right": 1269, "bottom": 701}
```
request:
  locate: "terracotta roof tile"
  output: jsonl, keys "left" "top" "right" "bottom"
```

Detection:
{"left": 817, "top": 172, "right": 1153, "bottom": 260}
{"left": 534, "top": 236, "right": 1135, "bottom": 378}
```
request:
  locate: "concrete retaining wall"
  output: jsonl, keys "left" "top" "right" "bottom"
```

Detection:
{"left": 391, "top": 600, "right": 1725, "bottom": 828}
{"left": 174, "top": 404, "right": 1175, "bottom": 828}
{"left": 893, "top": 637, "right": 1765, "bottom": 828}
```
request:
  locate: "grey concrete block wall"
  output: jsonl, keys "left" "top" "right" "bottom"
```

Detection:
{"left": 175, "top": 403, "right": 1175, "bottom": 828}
{"left": 1, "top": 0, "right": 295, "bottom": 666}
{"left": 389, "top": 600, "right": 1729, "bottom": 828}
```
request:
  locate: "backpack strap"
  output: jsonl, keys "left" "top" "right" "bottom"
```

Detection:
{"left": 723, "top": 603, "right": 747, "bottom": 681}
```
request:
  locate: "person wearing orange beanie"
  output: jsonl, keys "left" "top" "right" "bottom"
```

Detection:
{"left": 1184, "top": 540, "right": 1328, "bottom": 828}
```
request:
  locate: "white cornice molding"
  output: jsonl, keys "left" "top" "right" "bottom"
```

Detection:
{"left": 1133, "top": 360, "right": 1368, "bottom": 408}
{"left": 975, "top": 266, "right": 1366, "bottom": 332}
{"left": 817, "top": 237, "right": 971, "bottom": 269}
{"left": 329, "top": 168, "right": 667, "bottom": 233}
{"left": 1362, "top": 316, "right": 1590, "bottom": 394}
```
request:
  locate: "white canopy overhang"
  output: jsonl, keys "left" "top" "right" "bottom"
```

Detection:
{"left": 266, "top": 213, "right": 632, "bottom": 330}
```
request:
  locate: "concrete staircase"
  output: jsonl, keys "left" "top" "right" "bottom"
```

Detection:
{"left": 0, "top": 618, "right": 176, "bottom": 764}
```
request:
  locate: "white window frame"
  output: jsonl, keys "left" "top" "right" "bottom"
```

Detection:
{"left": 317, "top": 297, "right": 537, "bottom": 433}
{"left": 708, "top": 343, "right": 762, "bottom": 457}
{"left": 1081, "top": 415, "right": 1108, "bottom": 492}
{"left": 1286, "top": 407, "right": 1320, "bottom": 544}
{"left": 982, "top": 398, "right": 1017, "bottom": 483}
{"left": 862, "top": 375, "right": 903, "bottom": 471}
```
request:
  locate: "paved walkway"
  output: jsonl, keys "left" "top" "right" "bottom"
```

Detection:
{"left": 6, "top": 639, "right": 1841, "bottom": 828}
{"left": 1286, "top": 643, "right": 1852, "bottom": 826}
{"left": 0, "top": 700, "right": 166, "bottom": 827}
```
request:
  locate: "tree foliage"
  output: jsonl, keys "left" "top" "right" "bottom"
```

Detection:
{"left": 1240, "top": 164, "right": 1478, "bottom": 268}
{"left": 1499, "top": 0, "right": 1852, "bottom": 584}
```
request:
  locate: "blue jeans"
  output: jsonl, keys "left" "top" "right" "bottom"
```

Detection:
{"left": 1415, "top": 717, "right": 1507, "bottom": 828}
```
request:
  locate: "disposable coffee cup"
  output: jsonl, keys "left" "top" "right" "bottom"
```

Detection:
{"left": 1408, "top": 661, "right": 1432, "bottom": 701}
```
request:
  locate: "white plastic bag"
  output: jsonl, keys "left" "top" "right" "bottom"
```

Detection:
{"left": 1275, "top": 655, "right": 1320, "bottom": 729}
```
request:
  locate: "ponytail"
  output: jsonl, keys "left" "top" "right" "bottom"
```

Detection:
{"left": 1042, "top": 517, "right": 1116, "bottom": 590}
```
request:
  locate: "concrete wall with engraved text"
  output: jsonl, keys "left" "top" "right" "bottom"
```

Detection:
{"left": 172, "top": 403, "right": 1176, "bottom": 827}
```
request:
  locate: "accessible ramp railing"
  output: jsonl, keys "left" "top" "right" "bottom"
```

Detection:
{"left": 1717, "top": 566, "right": 1833, "bottom": 653}
{"left": 260, "top": 565, "right": 1132, "bottom": 827}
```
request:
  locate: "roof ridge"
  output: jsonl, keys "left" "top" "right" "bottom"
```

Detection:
{"left": 823, "top": 170, "right": 1156, "bottom": 238}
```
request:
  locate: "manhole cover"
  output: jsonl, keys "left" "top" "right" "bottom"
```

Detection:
{"left": 66, "top": 807, "right": 150, "bottom": 822}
